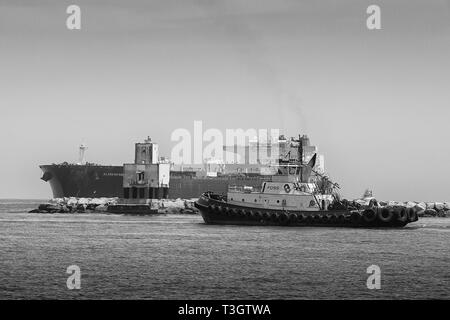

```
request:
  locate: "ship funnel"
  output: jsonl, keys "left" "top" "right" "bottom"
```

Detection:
{"left": 78, "top": 143, "right": 88, "bottom": 165}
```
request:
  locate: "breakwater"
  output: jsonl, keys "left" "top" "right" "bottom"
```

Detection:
{"left": 352, "top": 198, "right": 450, "bottom": 217}
{"left": 29, "top": 197, "right": 198, "bottom": 215}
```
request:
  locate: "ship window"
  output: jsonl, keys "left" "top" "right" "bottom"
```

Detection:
{"left": 139, "top": 188, "right": 145, "bottom": 199}
{"left": 123, "top": 188, "right": 130, "bottom": 199}
{"left": 137, "top": 171, "right": 145, "bottom": 181}
{"left": 254, "top": 199, "right": 257, "bottom": 202}
{"left": 132, "top": 187, "right": 137, "bottom": 199}
{"left": 277, "top": 200, "right": 280, "bottom": 203}
{"left": 242, "top": 199, "right": 245, "bottom": 202}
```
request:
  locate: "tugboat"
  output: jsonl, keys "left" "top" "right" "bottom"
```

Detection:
{"left": 194, "top": 139, "right": 418, "bottom": 228}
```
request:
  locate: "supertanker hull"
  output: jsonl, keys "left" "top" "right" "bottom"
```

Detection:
{"left": 40, "top": 164, "right": 271, "bottom": 199}
{"left": 194, "top": 192, "right": 418, "bottom": 228}
{"left": 40, "top": 164, "right": 124, "bottom": 198}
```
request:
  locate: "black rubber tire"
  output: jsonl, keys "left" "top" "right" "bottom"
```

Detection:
{"left": 278, "top": 212, "right": 289, "bottom": 224}
{"left": 378, "top": 207, "right": 394, "bottom": 223}
{"left": 407, "top": 207, "right": 418, "bottom": 222}
{"left": 350, "top": 211, "right": 362, "bottom": 225}
{"left": 313, "top": 215, "right": 322, "bottom": 224}
{"left": 288, "top": 213, "right": 297, "bottom": 223}
{"left": 270, "top": 212, "right": 278, "bottom": 222}
{"left": 362, "top": 208, "right": 377, "bottom": 223}
{"left": 368, "top": 199, "right": 378, "bottom": 207}
{"left": 252, "top": 211, "right": 261, "bottom": 219}
{"left": 396, "top": 207, "right": 408, "bottom": 222}
{"left": 337, "top": 214, "right": 346, "bottom": 224}
{"left": 328, "top": 214, "right": 338, "bottom": 224}
{"left": 221, "top": 206, "right": 229, "bottom": 215}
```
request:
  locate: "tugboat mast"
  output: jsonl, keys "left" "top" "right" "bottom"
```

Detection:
{"left": 298, "top": 134, "right": 303, "bottom": 181}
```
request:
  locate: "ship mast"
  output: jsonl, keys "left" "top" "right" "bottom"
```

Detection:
{"left": 298, "top": 135, "right": 303, "bottom": 181}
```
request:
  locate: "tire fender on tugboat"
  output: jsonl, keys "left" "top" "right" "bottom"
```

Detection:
{"left": 362, "top": 208, "right": 377, "bottom": 223}
{"left": 406, "top": 207, "right": 418, "bottom": 222}
{"left": 278, "top": 212, "right": 289, "bottom": 223}
{"left": 350, "top": 211, "right": 362, "bottom": 224}
{"left": 297, "top": 213, "right": 306, "bottom": 222}
{"left": 378, "top": 207, "right": 394, "bottom": 223}
{"left": 396, "top": 207, "right": 408, "bottom": 222}
{"left": 288, "top": 212, "right": 297, "bottom": 223}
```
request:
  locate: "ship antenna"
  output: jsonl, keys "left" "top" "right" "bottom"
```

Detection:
{"left": 78, "top": 143, "right": 88, "bottom": 165}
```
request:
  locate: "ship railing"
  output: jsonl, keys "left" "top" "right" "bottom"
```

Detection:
{"left": 228, "top": 185, "right": 261, "bottom": 193}
{"left": 128, "top": 180, "right": 149, "bottom": 186}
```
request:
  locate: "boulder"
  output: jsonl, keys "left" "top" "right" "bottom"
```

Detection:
{"left": 86, "top": 203, "right": 99, "bottom": 210}
{"left": 437, "top": 210, "right": 447, "bottom": 217}
{"left": 95, "top": 205, "right": 108, "bottom": 213}
{"left": 67, "top": 197, "right": 78, "bottom": 207}
{"left": 58, "top": 205, "right": 70, "bottom": 214}
{"left": 426, "top": 202, "right": 435, "bottom": 210}
{"left": 77, "top": 198, "right": 90, "bottom": 206}
{"left": 415, "top": 202, "right": 426, "bottom": 211}
{"left": 90, "top": 198, "right": 110, "bottom": 206}
{"left": 49, "top": 198, "right": 65, "bottom": 205}
{"left": 38, "top": 203, "right": 61, "bottom": 213}
{"left": 355, "top": 199, "right": 367, "bottom": 206}
{"left": 435, "top": 202, "right": 445, "bottom": 211}
{"left": 444, "top": 203, "right": 450, "bottom": 211}
{"left": 405, "top": 201, "right": 417, "bottom": 208}
{"left": 76, "top": 204, "right": 86, "bottom": 213}
{"left": 424, "top": 209, "right": 437, "bottom": 217}
{"left": 388, "top": 201, "right": 403, "bottom": 207}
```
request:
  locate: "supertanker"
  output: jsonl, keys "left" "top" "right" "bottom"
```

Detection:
{"left": 40, "top": 135, "right": 324, "bottom": 199}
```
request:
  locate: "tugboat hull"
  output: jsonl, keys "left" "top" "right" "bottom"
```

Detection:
{"left": 194, "top": 193, "right": 417, "bottom": 228}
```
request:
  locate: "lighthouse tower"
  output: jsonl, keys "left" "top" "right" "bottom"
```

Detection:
{"left": 122, "top": 137, "right": 170, "bottom": 202}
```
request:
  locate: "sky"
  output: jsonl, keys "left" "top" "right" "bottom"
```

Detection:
{"left": 0, "top": 0, "right": 449, "bottom": 201}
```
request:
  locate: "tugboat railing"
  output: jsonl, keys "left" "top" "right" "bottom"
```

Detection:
{"left": 228, "top": 185, "right": 261, "bottom": 193}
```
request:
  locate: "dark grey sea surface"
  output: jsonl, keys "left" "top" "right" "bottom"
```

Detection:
{"left": 0, "top": 199, "right": 449, "bottom": 299}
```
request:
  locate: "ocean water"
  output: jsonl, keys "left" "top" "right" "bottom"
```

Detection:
{"left": 0, "top": 199, "right": 449, "bottom": 300}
